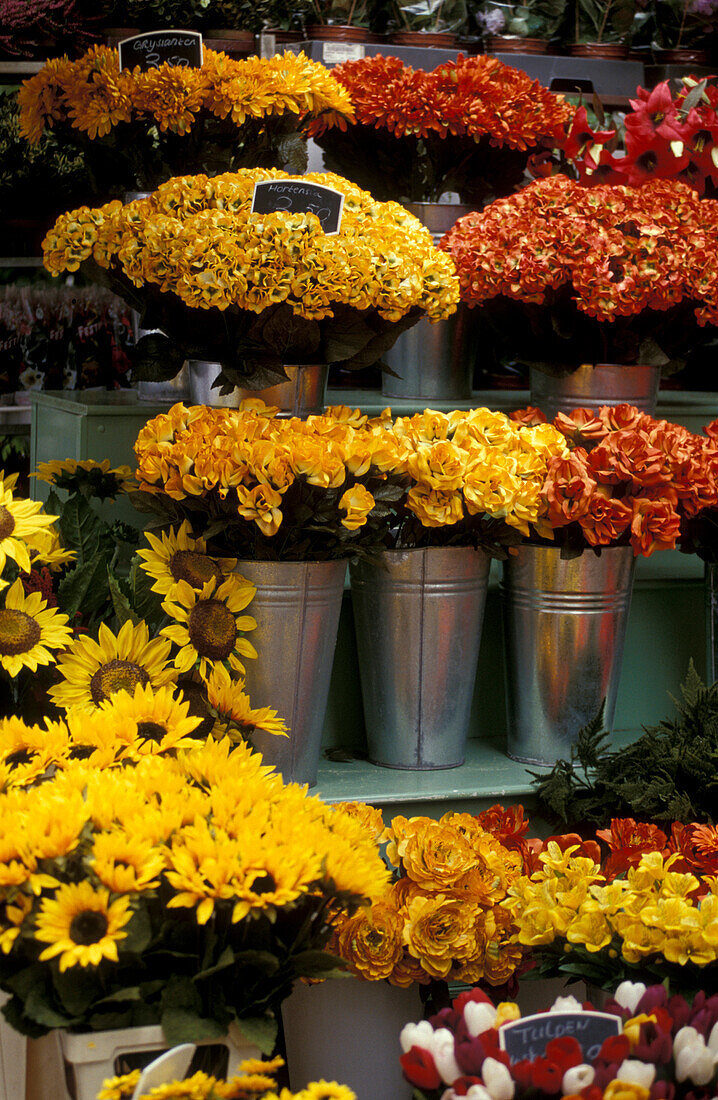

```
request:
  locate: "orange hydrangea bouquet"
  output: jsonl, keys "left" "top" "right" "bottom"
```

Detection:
{"left": 310, "top": 53, "right": 572, "bottom": 204}
{"left": 18, "top": 46, "right": 353, "bottom": 198}
{"left": 440, "top": 175, "right": 718, "bottom": 378}
{"left": 330, "top": 802, "right": 538, "bottom": 992}
{"left": 509, "top": 403, "right": 718, "bottom": 558}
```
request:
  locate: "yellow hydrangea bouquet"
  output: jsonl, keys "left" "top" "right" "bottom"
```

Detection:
{"left": 503, "top": 840, "right": 718, "bottom": 996}
{"left": 0, "top": 723, "right": 389, "bottom": 1044}
{"left": 133, "top": 403, "right": 569, "bottom": 561}
{"left": 329, "top": 803, "right": 534, "bottom": 991}
{"left": 99, "top": 1057, "right": 354, "bottom": 1100}
{"left": 18, "top": 47, "right": 353, "bottom": 198}
{"left": 42, "top": 168, "right": 459, "bottom": 391}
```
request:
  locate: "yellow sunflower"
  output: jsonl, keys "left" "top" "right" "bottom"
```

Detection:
{"left": 0, "top": 482, "right": 56, "bottom": 575}
{"left": 0, "top": 578, "right": 73, "bottom": 678}
{"left": 161, "top": 575, "right": 257, "bottom": 680}
{"left": 32, "top": 458, "right": 135, "bottom": 497}
{"left": 63, "top": 706, "right": 134, "bottom": 768}
{"left": 24, "top": 524, "right": 75, "bottom": 571}
{"left": 0, "top": 894, "right": 33, "bottom": 955}
{"left": 205, "top": 663, "right": 288, "bottom": 740}
{"left": 34, "top": 881, "right": 132, "bottom": 970}
{"left": 99, "top": 682, "right": 204, "bottom": 756}
{"left": 90, "top": 830, "right": 166, "bottom": 893}
{"left": 137, "top": 520, "right": 238, "bottom": 599}
{"left": 48, "top": 619, "right": 175, "bottom": 711}
{"left": 0, "top": 714, "right": 69, "bottom": 788}
{"left": 302, "top": 1083, "right": 356, "bottom": 1100}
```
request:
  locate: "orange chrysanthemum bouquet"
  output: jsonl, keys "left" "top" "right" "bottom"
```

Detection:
{"left": 310, "top": 53, "right": 572, "bottom": 204}
{"left": 18, "top": 46, "right": 354, "bottom": 199}
{"left": 440, "top": 175, "right": 718, "bottom": 378}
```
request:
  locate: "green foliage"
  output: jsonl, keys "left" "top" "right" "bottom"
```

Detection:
{"left": 573, "top": 0, "right": 636, "bottom": 43}
{"left": 532, "top": 663, "right": 718, "bottom": 828}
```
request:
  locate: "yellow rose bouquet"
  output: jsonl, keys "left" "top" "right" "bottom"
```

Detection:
{"left": 0, "top": 725, "right": 389, "bottom": 1044}
{"left": 42, "top": 169, "right": 459, "bottom": 391}
{"left": 18, "top": 47, "right": 353, "bottom": 199}
{"left": 329, "top": 803, "right": 535, "bottom": 991}
{"left": 132, "top": 402, "right": 570, "bottom": 561}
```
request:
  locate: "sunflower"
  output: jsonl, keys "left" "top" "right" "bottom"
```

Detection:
{"left": 90, "top": 830, "right": 166, "bottom": 893}
{"left": 161, "top": 575, "right": 258, "bottom": 680}
{"left": 32, "top": 458, "right": 135, "bottom": 499}
{"left": 0, "top": 715, "right": 69, "bottom": 789}
{"left": 302, "top": 1083, "right": 356, "bottom": 1100}
{"left": 0, "top": 481, "right": 56, "bottom": 576}
{"left": 48, "top": 619, "right": 175, "bottom": 711}
{"left": 0, "top": 578, "right": 73, "bottom": 678}
{"left": 35, "top": 880, "right": 132, "bottom": 970}
{"left": 100, "top": 682, "right": 204, "bottom": 756}
{"left": 63, "top": 706, "right": 134, "bottom": 768}
{"left": 137, "top": 520, "right": 238, "bottom": 599}
{"left": 205, "top": 663, "right": 288, "bottom": 741}
{"left": 0, "top": 894, "right": 33, "bottom": 955}
{"left": 24, "top": 524, "right": 75, "bottom": 571}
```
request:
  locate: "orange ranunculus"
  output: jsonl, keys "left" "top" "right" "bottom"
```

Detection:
{"left": 553, "top": 408, "right": 608, "bottom": 444}
{"left": 596, "top": 818, "right": 668, "bottom": 881}
{"left": 599, "top": 404, "right": 651, "bottom": 433}
{"left": 578, "top": 487, "right": 632, "bottom": 547}
{"left": 668, "top": 822, "right": 718, "bottom": 876}
{"left": 510, "top": 406, "right": 547, "bottom": 426}
{"left": 403, "top": 891, "right": 477, "bottom": 979}
{"left": 395, "top": 818, "right": 478, "bottom": 893}
{"left": 338, "top": 483, "right": 375, "bottom": 530}
{"left": 628, "top": 496, "right": 681, "bottom": 556}
{"left": 235, "top": 483, "right": 283, "bottom": 537}
{"left": 587, "top": 430, "right": 669, "bottom": 490}
{"left": 336, "top": 898, "right": 404, "bottom": 981}
{"left": 406, "top": 483, "right": 464, "bottom": 528}
{"left": 542, "top": 450, "right": 597, "bottom": 527}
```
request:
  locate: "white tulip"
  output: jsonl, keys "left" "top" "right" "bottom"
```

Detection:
{"left": 400, "top": 1019, "right": 435, "bottom": 1054}
{"left": 482, "top": 1057, "right": 515, "bottom": 1100}
{"left": 464, "top": 1001, "right": 498, "bottom": 1037}
{"left": 674, "top": 1027, "right": 703, "bottom": 1059}
{"left": 433, "top": 1037, "right": 462, "bottom": 1086}
{"left": 550, "top": 995, "right": 584, "bottom": 1012}
{"left": 466, "top": 1086, "right": 493, "bottom": 1100}
{"left": 563, "top": 1065, "right": 595, "bottom": 1094}
{"left": 441, "top": 1090, "right": 456, "bottom": 1100}
{"left": 614, "top": 981, "right": 647, "bottom": 1015}
{"left": 676, "top": 1045, "right": 716, "bottom": 1086}
{"left": 616, "top": 1061, "right": 656, "bottom": 1089}
{"left": 708, "top": 1020, "right": 718, "bottom": 1056}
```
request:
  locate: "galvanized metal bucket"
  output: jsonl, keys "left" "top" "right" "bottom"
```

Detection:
{"left": 530, "top": 363, "right": 661, "bottom": 420}
{"left": 187, "top": 360, "right": 328, "bottom": 416}
{"left": 501, "top": 544, "right": 636, "bottom": 766}
{"left": 706, "top": 561, "right": 718, "bottom": 684}
{"left": 236, "top": 558, "right": 347, "bottom": 786}
{"left": 350, "top": 546, "right": 491, "bottom": 769}
{"left": 382, "top": 203, "right": 477, "bottom": 402}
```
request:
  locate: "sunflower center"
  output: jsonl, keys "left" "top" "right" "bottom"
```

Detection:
{"left": 136, "top": 721, "right": 168, "bottom": 743}
{"left": 187, "top": 599, "right": 237, "bottom": 661}
{"left": 252, "top": 873, "right": 276, "bottom": 895}
{"left": 170, "top": 550, "right": 223, "bottom": 589}
{"left": 5, "top": 748, "right": 33, "bottom": 768}
{"left": 89, "top": 659, "right": 151, "bottom": 705}
{"left": 177, "top": 679, "right": 215, "bottom": 738}
{"left": 0, "top": 506, "right": 15, "bottom": 542}
{"left": 69, "top": 909, "right": 109, "bottom": 946}
{"left": 69, "top": 745, "right": 95, "bottom": 761}
{"left": 0, "top": 609, "right": 41, "bottom": 656}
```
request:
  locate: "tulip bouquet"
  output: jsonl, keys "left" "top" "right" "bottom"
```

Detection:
{"left": 398, "top": 982, "right": 718, "bottom": 1100}
{"left": 507, "top": 404, "right": 718, "bottom": 558}
{"left": 503, "top": 831, "right": 718, "bottom": 994}
{"left": 132, "top": 402, "right": 570, "bottom": 561}
{"left": 440, "top": 175, "right": 718, "bottom": 378}
{"left": 18, "top": 47, "right": 353, "bottom": 197}
{"left": 330, "top": 802, "right": 537, "bottom": 990}
{"left": 0, "top": 722, "right": 389, "bottom": 1044}
{"left": 310, "top": 53, "right": 572, "bottom": 204}
{"left": 42, "top": 169, "right": 459, "bottom": 391}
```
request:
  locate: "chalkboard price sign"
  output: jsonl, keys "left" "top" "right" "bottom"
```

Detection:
{"left": 118, "top": 30, "right": 203, "bottom": 72}
{"left": 251, "top": 180, "right": 345, "bottom": 235}
{"left": 499, "top": 1012, "right": 621, "bottom": 1064}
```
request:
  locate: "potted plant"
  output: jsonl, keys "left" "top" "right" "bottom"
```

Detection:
{"left": 0, "top": 0, "right": 90, "bottom": 58}
{"left": 18, "top": 46, "right": 353, "bottom": 199}
{"left": 499, "top": 402, "right": 718, "bottom": 765}
{"left": 389, "top": 0, "right": 469, "bottom": 47}
{"left": 650, "top": 0, "right": 717, "bottom": 62}
{"left": 476, "top": 0, "right": 566, "bottom": 53}
{"left": 440, "top": 175, "right": 718, "bottom": 415}
{"left": 41, "top": 168, "right": 458, "bottom": 401}
{"left": 569, "top": 0, "right": 637, "bottom": 55}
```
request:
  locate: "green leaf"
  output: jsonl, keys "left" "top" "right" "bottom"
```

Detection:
{"left": 232, "top": 950, "right": 281, "bottom": 975}
{"left": 161, "top": 1007, "right": 228, "bottom": 1045}
{"left": 1, "top": 996, "right": 48, "bottom": 1039}
{"left": 235, "top": 1013, "right": 278, "bottom": 1056}
{"left": 132, "top": 333, "right": 187, "bottom": 383}
{"left": 123, "top": 907, "right": 153, "bottom": 955}
{"left": 51, "top": 967, "right": 101, "bottom": 1018}
{"left": 290, "top": 949, "right": 349, "bottom": 979}
{"left": 108, "top": 567, "right": 140, "bottom": 628}
{"left": 128, "top": 557, "right": 164, "bottom": 631}
{"left": 57, "top": 555, "right": 110, "bottom": 621}
{"left": 24, "top": 985, "right": 75, "bottom": 1029}
{"left": 194, "top": 946, "right": 237, "bottom": 982}
{"left": 59, "top": 495, "right": 102, "bottom": 563}
{"left": 93, "top": 986, "right": 143, "bottom": 1007}
{"left": 87, "top": 1009, "right": 135, "bottom": 1031}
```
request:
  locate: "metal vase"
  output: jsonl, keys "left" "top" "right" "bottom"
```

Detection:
{"left": 382, "top": 203, "right": 477, "bottom": 402}
{"left": 236, "top": 559, "right": 347, "bottom": 786}
{"left": 530, "top": 363, "right": 661, "bottom": 420}
{"left": 350, "top": 546, "right": 491, "bottom": 769}
{"left": 501, "top": 545, "right": 636, "bottom": 766}
{"left": 706, "top": 561, "right": 718, "bottom": 685}
{"left": 187, "top": 360, "right": 328, "bottom": 416}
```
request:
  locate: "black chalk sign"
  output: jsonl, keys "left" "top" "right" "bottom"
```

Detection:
{"left": 118, "top": 30, "right": 203, "bottom": 72}
{"left": 251, "top": 180, "right": 345, "bottom": 235}
{"left": 499, "top": 1012, "right": 621, "bottom": 1064}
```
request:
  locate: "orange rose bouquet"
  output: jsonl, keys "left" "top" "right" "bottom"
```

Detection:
{"left": 440, "top": 175, "right": 718, "bottom": 378}
{"left": 310, "top": 54, "right": 572, "bottom": 204}
{"left": 508, "top": 403, "right": 718, "bottom": 557}
{"left": 330, "top": 802, "right": 538, "bottom": 991}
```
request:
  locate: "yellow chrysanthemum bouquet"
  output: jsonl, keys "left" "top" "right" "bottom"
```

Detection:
{"left": 41, "top": 168, "right": 459, "bottom": 392}
{"left": 503, "top": 841, "right": 718, "bottom": 996}
{"left": 0, "top": 724, "right": 389, "bottom": 1044}
{"left": 18, "top": 47, "right": 354, "bottom": 199}
{"left": 133, "top": 402, "right": 570, "bottom": 561}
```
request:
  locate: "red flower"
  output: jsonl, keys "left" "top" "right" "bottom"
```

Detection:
{"left": 532, "top": 1056, "right": 564, "bottom": 1092}
{"left": 597, "top": 817, "right": 667, "bottom": 880}
{"left": 544, "top": 833, "right": 602, "bottom": 863}
{"left": 553, "top": 408, "right": 608, "bottom": 445}
{"left": 563, "top": 105, "right": 616, "bottom": 160}
{"left": 625, "top": 82, "right": 684, "bottom": 143}
{"left": 598, "top": 1035, "right": 631, "bottom": 1063}
{"left": 400, "top": 1046, "right": 441, "bottom": 1090}
{"left": 578, "top": 488, "right": 633, "bottom": 548}
{"left": 628, "top": 496, "right": 681, "bottom": 557}
{"left": 510, "top": 406, "right": 547, "bottom": 426}
{"left": 545, "top": 1036, "right": 583, "bottom": 1073}
{"left": 542, "top": 450, "right": 597, "bottom": 527}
